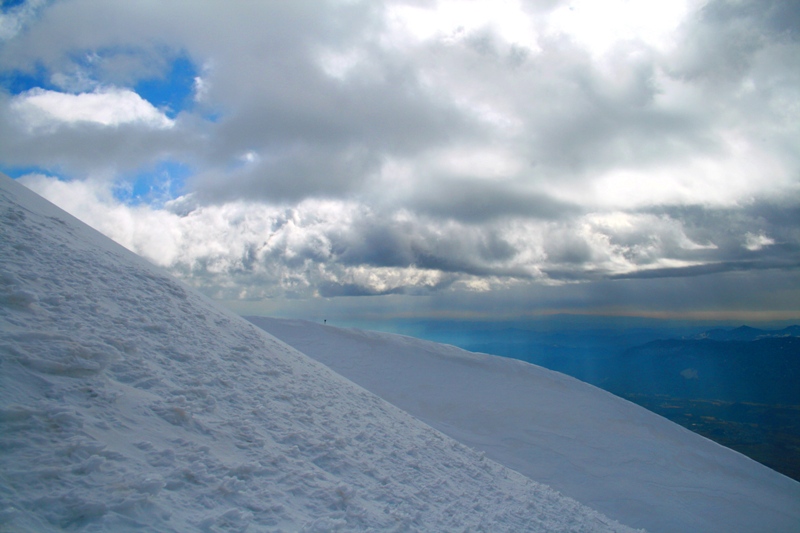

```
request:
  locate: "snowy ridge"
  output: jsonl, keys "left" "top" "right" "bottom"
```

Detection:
{"left": 0, "top": 175, "right": 639, "bottom": 531}
{"left": 249, "top": 318, "right": 800, "bottom": 533}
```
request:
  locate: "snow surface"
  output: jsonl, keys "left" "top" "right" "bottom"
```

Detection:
{"left": 0, "top": 175, "right": 641, "bottom": 531}
{"left": 248, "top": 318, "right": 800, "bottom": 533}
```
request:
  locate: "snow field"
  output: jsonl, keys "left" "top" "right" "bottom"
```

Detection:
{"left": 250, "top": 317, "right": 800, "bottom": 533}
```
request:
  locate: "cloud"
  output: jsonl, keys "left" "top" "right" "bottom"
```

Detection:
{"left": 408, "top": 178, "right": 581, "bottom": 222}
{"left": 10, "top": 87, "right": 175, "bottom": 131}
{"left": 20, "top": 175, "right": 539, "bottom": 298}
{"left": 24, "top": 172, "right": 799, "bottom": 309}
{"left": 744, "top": 232, "right": 775, "bottom": 252}
{"left": 2, "top": 0, "right": 800, "bottom": 318}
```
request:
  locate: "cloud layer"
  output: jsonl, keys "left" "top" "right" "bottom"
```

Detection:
{"left": 2, "top": 0, "right": 799, "bottom": 318}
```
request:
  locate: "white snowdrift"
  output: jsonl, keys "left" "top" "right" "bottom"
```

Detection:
{"left": 0, "top": 174, "right": 637, "bottom": 531}
{"left": 249, "top": 318, "right": 800, "bottom": 533}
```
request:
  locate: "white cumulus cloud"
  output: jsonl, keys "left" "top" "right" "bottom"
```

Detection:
{"left": 11, "top": 87, "right": 174, "bottom": 132}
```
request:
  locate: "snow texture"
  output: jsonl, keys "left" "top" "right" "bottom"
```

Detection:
{"left": 248, "top": 318, "right": 800, "bottom": 533}
{"left": 0, "top": 174, "right": 639, "bottom": 531}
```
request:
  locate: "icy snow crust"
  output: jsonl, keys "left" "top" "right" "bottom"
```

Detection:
{"left": 0, "top": 175, "right": 638, "bottom": 531}
{"left": 249, "top": 318, "right": 800, "bottom": 533}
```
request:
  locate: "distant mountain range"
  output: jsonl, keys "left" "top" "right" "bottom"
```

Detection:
{"left": 608, "top": 327, "right": 800, "bottom": 404}
{"left": 605, "top": 326, "right": 800, "bottom": 481}
{"left": 457, "top": 323, "right": 800, "bottom": 405}
{"left": 691, "top": 325, "right": 800, "bottom": 342}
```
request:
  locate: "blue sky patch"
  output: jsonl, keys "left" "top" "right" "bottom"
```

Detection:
{"left": 1, "top": 164, "right": 64, "bottom": 180}
{"left": 1, "top": 0, "right": 28, "bottom": 13}
{"left": 0, "top": 63, "right": 56, "bottom": 95}
{"left": 135, "top": 55, "right": 198, "bottom": 118}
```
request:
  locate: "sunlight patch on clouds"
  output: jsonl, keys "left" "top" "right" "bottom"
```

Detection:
{"left": 574, "top": 212, "right": 717, "bottom": 274}
{"left": 744, "top": 232, "right": 775, "bottom": 251}
{"left": 11, "top": 87, "right": 175, "bottom": 132}
{"left": 547, "top": 0, "right": 697, "bottom": 56}
{"left": 587, "top": 135, "right": 793, "bottom": 209}
{"left": 385, "top": 0, "right": 539, "bottom": 50}
{"left": 331, "top": 265, "right": 445, "bottom": 294}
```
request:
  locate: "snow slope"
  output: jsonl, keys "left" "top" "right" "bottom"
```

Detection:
{"left": 0, "top": 175, "right": 639, "bottom": 531}
{"left": 249, "top": 318, "right": 800, "bottom": 533}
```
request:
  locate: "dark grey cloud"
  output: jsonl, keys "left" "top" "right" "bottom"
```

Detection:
{"left": 0, "top": 110, "right": 204, "bottom": 177}
{"left": 542, "top": 228, "right": 594, "bottom": 266}
{"left": 410, "top": 178, "right": 582, "bottom": 222}
{"left": 201, "top": 49, "right": 478, "bottom": 163}
{"left": 646, "top": 203, "right": 800, "bottom": 260}
{"left": 325, "top": 212, "right": 527, "bottom": 278}
{"left": 701, "top": 0, "right": 800, "bottom": 40}
{"left": 191, "top": 145, "right": 380, "bottom": 204}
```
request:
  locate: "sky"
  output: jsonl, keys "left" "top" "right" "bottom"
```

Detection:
{"left": 1, "top": 0, "right": 799, "bottom": 323}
